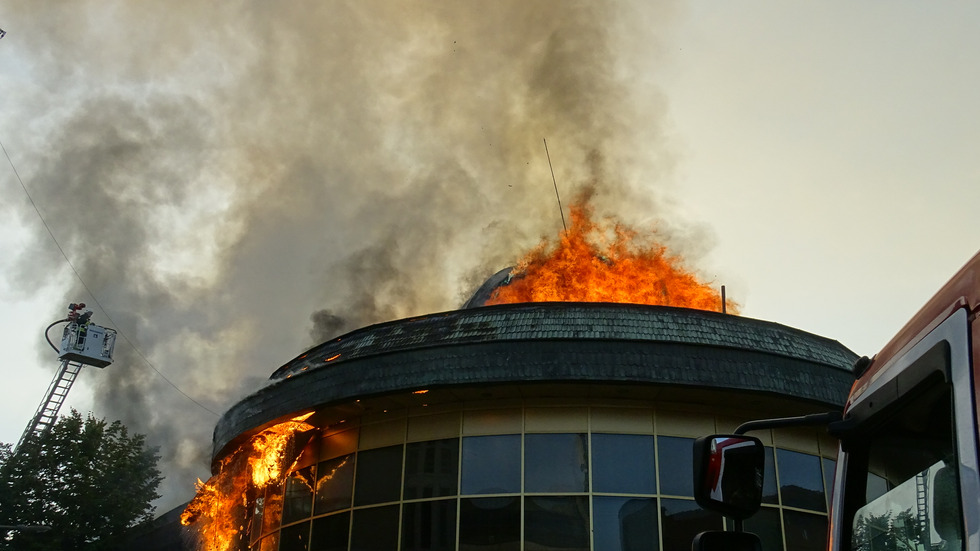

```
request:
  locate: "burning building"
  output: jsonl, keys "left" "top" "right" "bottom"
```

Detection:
{"left": 175, "top": 203, "right": 856, "bottom": 551}
{"left": 182, "top": 287, "right": 855, "bottom": 551}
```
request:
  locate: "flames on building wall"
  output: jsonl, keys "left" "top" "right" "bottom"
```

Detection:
{"left": 181, "top": 196, "right": 737, "bottom": 550}
{"left": 181, "top": 416, "right": 315, "bottom": 551}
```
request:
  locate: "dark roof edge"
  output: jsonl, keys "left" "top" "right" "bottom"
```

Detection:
{"left": 271, "top": 302, "right": 857, "bottom": 379}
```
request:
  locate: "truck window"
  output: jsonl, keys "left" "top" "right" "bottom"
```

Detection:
{"left": 849, "top": 380, "right": 962, "bottom": 551}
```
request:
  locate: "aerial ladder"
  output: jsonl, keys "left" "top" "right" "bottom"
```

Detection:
{"left": 13, "top": 303, "right": 117, "bottom": 454}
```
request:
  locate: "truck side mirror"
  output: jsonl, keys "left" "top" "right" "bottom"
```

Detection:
{"left": 693, "top": 435, "right": 765, "bottom": 520}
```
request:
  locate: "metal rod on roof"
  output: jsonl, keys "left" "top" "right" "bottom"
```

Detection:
{"left": 721, "top": 285, "right": 727, "bottom": 314}
{"left": 543, "top": 138, "right": 567, "bottom": 233}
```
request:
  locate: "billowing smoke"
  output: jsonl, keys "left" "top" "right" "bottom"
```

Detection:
{"left": 1, "top": 1, "right": 686, "bottom": 510}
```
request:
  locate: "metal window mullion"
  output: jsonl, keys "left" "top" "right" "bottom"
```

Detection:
{"left": 455, "top": 412, "right": 464, "bottom": 551}
{"left": 771, "top": 440, "right": 789, "bottom": 551}
{"left": 346, "top": 451, "right": 357, "bottom": 551}
{"left": 654, "top": 414, "right": 665, "bottom": 551}
{"left": 587, "top": 406, "right": 594, "bottom": 551}
{"left": 397, "top": 425, "right": 407, "bottom": 551}
{"left": 520, "top": 405, "right": 526, "bottom": 551}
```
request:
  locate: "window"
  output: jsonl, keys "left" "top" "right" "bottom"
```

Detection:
{"left": 776, "top": 449, "right": 825, "bottom": 512}
{"left": 459, "top": 496, "right": 520, "bottom": 550}
{"left": 282, "top": 465, "right": 315, "bottom": 525}
{"left": 353, "top": 445, "right": 403, "bottom": 506}
{"left": 591, "top": 434, "right": 655, "bottom": 494}
{"left": 592, "top": 496, "right": 658, "bottom": 551}
{"left": 461, "top": 435, "right": 521, "bottom": 495}
{"left": 280, "top": 520, "right": 311, "bottom": 551}
{"left": 762, "top": 447, "right": 779, "bottom": 505}
{"left": 742, "top": 507, "right": 783, "bottom": 551}
{"left": 657, "top": 436, "right": 695, "bottom": 497}
{"left": 310, "top": 512, "right": 350, "bottom": 551}
{"left": 402, "top": 499, "right": 456, "bottom": 551}
{"left": 404, "top": 438, "right": 459, "bottom": 499}
{"left": 350, "top": 505, "right": 399, "bottom": 551}
{"left": 524, "top": 496, "right": 590, "bottom": 550}
{"left": 660, "top": 498, "right": 722, "bottom": 550}
{"left": 821, "top": 457, "right": 835, "bottom": 511}
{"left": 783, "top": 511, "right": 826, "bottom": 551}
{"left": 257, "top": 532, "right": 279, "bottom": 551}
{"left": 526, "top": 434, "right": 588, "bottom": 493}
{"left": 261, "top": 482, "right": 284, "bottom": 535}
{"left": 315, "top": 454, "right": 355, "bottom": 515}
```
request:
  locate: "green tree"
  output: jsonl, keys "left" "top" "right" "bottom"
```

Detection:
{"left": 0, "top": 410, "right": 163, "bottom": 550}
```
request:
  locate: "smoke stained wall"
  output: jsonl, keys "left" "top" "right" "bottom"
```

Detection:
{"left": 0, "top": 1, "right": 688, "bottom": 509}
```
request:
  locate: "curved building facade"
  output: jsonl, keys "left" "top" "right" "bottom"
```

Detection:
{"left": 212, "top": 302, "right": 857, "bottom": 551}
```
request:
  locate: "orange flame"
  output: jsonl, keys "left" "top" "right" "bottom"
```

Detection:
{"left": 181, "top": 416, "right": 314, "bottom": 551}
{"left": 486, "top": 199, "right": 738, "bottom": 313}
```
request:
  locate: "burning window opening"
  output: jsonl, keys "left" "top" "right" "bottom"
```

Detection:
{"left": 181, "top": 417, "right": 315, "bottom": 551}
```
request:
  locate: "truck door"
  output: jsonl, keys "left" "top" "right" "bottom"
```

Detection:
{"left": 832, "top": 308, "right": 979, "bottom": 551}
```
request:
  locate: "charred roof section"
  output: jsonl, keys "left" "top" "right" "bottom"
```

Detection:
{"left": 271, "top": 302, "right": 855, "bottom": 380}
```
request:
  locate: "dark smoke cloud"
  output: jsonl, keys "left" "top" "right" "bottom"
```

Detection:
{"left": 1, "top": 1, "right": 684, "bottom": 509}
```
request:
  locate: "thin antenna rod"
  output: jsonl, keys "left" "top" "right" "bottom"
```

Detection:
{"left": 543, "top": 138, "right": 567, "bottom": 232}
{"left": 721, "top": 285, "right": 727, "bottom": 314}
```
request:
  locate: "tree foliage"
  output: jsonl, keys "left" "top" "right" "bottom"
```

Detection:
{"left": 0, "top": 409, "right": 163, "bottom": 550}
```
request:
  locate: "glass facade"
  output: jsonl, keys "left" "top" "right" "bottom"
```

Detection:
{"left": 250, "top": 404, "right": 836, "bottom": 551}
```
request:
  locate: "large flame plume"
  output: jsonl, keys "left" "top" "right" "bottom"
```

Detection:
{"left": 486, "top": 197, "right": 738, "bottom": 314}
{"left": 181, "top": 416, "right": 314, "bottom": 551}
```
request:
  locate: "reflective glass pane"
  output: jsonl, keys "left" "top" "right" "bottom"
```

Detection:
{"left": 283, "top": 465, "right": 316, "bottom": 525}
{"left": 821, "top": 457, "right": 835, "bottom": 510}
{"left": 262, "top": 482, "right": 284, "bottom": 535}
{"left": 350, "top": 505, "right": 399, "bottom": 551}
{"left": 658, "top": 436, "right": 695, "bottom": 497}
{"left": 592, "top": 496, "right": 658, "bottom": 551}
{"left": 776, "top": 449, "right": 826, "bottom": 512}
{"left": 280, "top": 520, "right": 311, "bottom": 551}
{"left": 314, "top": 454, "right": 354, "bottom": 515}
{"left": 865, "top": 472, "right": 888, "bottom": 503}
{"left": 461, "top": 435, "right": 521, "bottom": 495}
{"left": 661, "top": 498, "right": 722, "bottom": 550}
{"left": 591, "top": 434, "right": 656, "bottom": 495}
{"left": 459, "top": 496, "right": 520, "bottom": 551}
{"left": 742, "top": 507, "right": 783, "bottom": 551}
{"left": 782, "top": 510, "right": 827, "bottom": 551}
{"left": 524, "top": 496, "right": 589, "bottom": 551}
{"left": 353, "top": 445, "right": 403, "bottom": 506}
{"left": 310, "top": 512, "right": 350, "bottom": 551}
{"left": 258, "top": 532, "right": 280, "bottom": 551}
{"left": 402, "top": 498, "right": 457, "bottom": 551}
{"left": 526, "top": 434, "right": 588, "bottom": 493}
{"left": 404, "top": 438, "right": 459, "bottom": 500}
{"left": 762, "top": 447, "right": 778, "bottom": 505}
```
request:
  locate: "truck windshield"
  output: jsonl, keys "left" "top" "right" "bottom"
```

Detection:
{"left": 849, "top": 382, "right": 962, "bottom": 551}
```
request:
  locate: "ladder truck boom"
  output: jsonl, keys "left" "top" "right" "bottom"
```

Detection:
{"left": 13, "top": 303, "right": 116, "bottom": 455}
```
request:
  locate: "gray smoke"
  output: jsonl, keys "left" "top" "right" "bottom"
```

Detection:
{"left": 1, "top": 1, "right": 685, "bottom": 510}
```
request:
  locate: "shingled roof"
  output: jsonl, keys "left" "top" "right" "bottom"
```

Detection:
{"left": 213, "top": 303, "right": 857, "bottom": 462}
{"left": 271, "top": 302, "right": 855, "bottom": 379}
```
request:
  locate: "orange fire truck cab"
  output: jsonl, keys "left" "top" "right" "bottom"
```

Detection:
{"left": 693, "top": 251, "right": 980, "bottom": 551}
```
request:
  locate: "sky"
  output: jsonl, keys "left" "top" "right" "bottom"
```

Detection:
{"left": 1, "top": 2, "right": 978, "bottom": 512}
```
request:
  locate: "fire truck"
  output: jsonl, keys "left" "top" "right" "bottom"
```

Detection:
{"left": 692, "top": 251, "right": 980, "bottom": 551}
